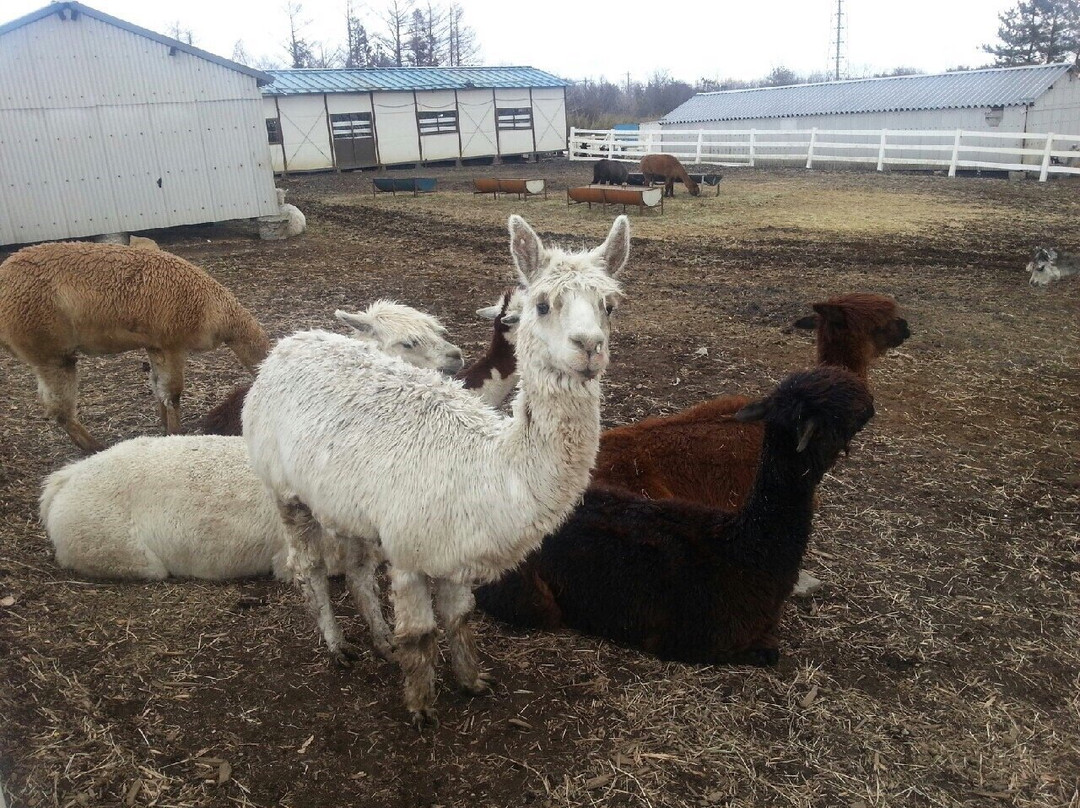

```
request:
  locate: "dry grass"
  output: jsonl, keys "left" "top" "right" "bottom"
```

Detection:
{"left": 1, "top": 161, "right": 1078, "bottom": 808}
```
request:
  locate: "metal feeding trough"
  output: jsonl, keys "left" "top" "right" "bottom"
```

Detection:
{"left": 567, "top": 184, "right": 664, "bottom": 214}
{"left": 472, "top": 178, "right": 547, "bottom": 200}
{"left": 372, "top": 177, "right": 437, "bottom": 196}
{"left": 626, "top": 172, "right": 723, "bottom": 196}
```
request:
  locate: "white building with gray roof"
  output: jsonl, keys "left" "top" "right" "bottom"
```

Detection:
{"left": 662, "top": 64, "right": 1080, "bottom": 137}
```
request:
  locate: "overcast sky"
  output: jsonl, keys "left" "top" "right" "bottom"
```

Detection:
{"left": 6, "top": 0, "right": 1015, "bottom": 83}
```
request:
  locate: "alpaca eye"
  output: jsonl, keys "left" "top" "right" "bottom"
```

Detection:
{"left": 536, "top": 301, "right": 550, "bottom": 316}
{"left": 399, "top": 341, "right": 416, "bottom": 350}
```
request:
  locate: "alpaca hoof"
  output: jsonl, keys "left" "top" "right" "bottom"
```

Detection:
{"left": 375, "top": 641, "right": 397, "bottom": 663}
{"left": 409, "top": 707, "right": 439, "bottom": 730}
{"left": 792, "top": 571, "right": 823, "bottom": 598}
{"left": 462, "top": 671, "right": 496, "bottom": 696}
{"left": 330, "top": 641, "right": 362, "bottom": 668}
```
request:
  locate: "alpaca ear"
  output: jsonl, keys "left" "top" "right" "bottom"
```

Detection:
{"left": 334, "top": 309, "right": 374, "bottom": 334}
{"left": 501, "top": 312, "right": 520, "bottom": 325}
{"left": 796, "top": 419, "right": 817, "bottom": 452}
{"left": 812, "top": 303, "right": 846, "bottom": 326}
{"left": 792, "top": 314, "right": 818, "bottom": 330}
{"left": 476, "top": 305, "right": 501, "bottom": 320}
{"left": 592, "top": 215, "right": 630, "bottom": 276}
{"left": 733, "top": 401, "right": 768, "bottom": 422}
{"left": 508, "top": 215, "right": 544, "bottom": 285}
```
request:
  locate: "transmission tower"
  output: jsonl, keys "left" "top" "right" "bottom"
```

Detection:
{"left": 830, "top": 0, "right": 847, "bottom": 81}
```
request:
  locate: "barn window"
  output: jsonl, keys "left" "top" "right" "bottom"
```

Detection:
{"left": 331, "top": 112, "right": 373, "bottom": 139}
{"left": 985, "top": 106, "right": 1004, "bottom": 127}
{"left": 265, "top": 118, "right": 283, "bottom": 145}
{"left": 417, "top": 110, "right": 458, "bottom": 135}
{"left": 497, "top": 107, "right": 532, "bottom": 130}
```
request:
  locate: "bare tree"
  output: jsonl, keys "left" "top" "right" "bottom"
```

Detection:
{"left": 376, "top": 0, "right": 413, "bottom": 67}
{"left": 166, "top": 21, "right": 194, "bottom": 45}
{"left": 445, "top": 3, "right": 478, "bottom": 66}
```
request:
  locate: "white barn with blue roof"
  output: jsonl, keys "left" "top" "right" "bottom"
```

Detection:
{"left": 261, "top": 67, "right": 569, "bottom": 172}
{"left": 661, "top": 64, "right": 1080, "bottom": 137}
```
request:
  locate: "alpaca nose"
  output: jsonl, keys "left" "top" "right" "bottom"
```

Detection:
{"left": 571, "top": 334, "right": 604, "bottom": 355}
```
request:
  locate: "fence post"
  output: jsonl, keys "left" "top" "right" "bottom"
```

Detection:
{"left": 948, "top": 129, "right": 962, "bottom": 178}
{"left": 695, "top": 130, "right": 703, "bottom": 164}
{"left": 805, "top": 128, "right": 818, "bottom": 169}
{"left": 877, "top": 130, "right": 887, "bottom": 172}
{"left": 749, "top": 129, "right": 756, "bottom": 167}
{"left": 569, "top": 127, "right": 577, "bottom": 159}
{"left": 1039, "top": 132, "right": 1055, "bottom": 182}
{"left": 646, "top": 130, "right": 654, "bottom": 154}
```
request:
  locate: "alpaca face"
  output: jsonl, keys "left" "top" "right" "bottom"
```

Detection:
{"left": 335, "top": 302, "right": 464, "bottom": 375}
{"left": 508, "top": 215, "right": 628, "bottom": 383}
{"left": 870, "top": 317, "right": 911, "bottom": 355}
{"left": 476, "top": 287, "right": 526, "bottom": 346}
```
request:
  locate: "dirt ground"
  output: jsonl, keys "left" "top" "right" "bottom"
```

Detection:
{"left": 1, "top": 160, "right": 1077, "bottom": 808}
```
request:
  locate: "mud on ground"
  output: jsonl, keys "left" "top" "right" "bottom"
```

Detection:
{"left": 1, "top": 161, "right": 1077, "bottom": 808}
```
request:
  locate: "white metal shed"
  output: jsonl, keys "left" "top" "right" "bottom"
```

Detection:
{"left": 661, "top": 64, "right": 1080, "bottom": 137}
{"left": 0, "top": 1, "right": 279, "bottom": 247}
{"left": 261, "top": 67, "right": 569, "bottom": 173}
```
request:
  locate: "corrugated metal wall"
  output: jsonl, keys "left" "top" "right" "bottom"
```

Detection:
{"left": 0, "top": 12, "right": 278, "bottom": 246}
{"left": 1028, "top": 72, "right": 1080, "bottom": 136}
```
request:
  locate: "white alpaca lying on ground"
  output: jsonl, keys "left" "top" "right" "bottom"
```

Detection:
{"left": 39, "top": 301, "right": 463, "bottom": 582}
{"left": 276, "top": 188, "right": 306, "bottom": 237}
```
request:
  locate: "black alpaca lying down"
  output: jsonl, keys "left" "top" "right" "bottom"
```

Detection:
{"left": 475, "top": 366, "right": 875, "bottom": 665}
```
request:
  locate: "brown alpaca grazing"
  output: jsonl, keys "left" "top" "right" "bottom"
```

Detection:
{"left": 474, "top": 366, "right": 876, "bottom": 665}
{"left": 0, "top": 242, "right": 268, "bottom": 452}
{"left": 592, "top": 292, "right": 908, "bottom": 511}
{"left": 640, "top": 153, "right": 700, "bottom": 197}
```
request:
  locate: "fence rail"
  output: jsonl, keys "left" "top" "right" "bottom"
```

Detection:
{"left": 568, "top": 126, "right": 1080, "bottom": 181}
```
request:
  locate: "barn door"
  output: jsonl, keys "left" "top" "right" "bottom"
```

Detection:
{"left": 330, "top": 112, "right": 376, "bottom": 168}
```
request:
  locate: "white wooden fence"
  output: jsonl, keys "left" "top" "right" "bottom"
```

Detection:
{"left": 569, "top": 126, "right": 1080, "bottom": 181}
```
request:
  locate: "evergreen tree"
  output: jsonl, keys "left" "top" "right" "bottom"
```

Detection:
{"left": 345, "top": 0, "right": 374, "bottom": 67}
{"left": 984, "top": 0, "right": 1080, "bottom": 66}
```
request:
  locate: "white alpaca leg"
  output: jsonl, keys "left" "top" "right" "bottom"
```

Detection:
{"left": 343, "top": 538, "right": 394, "bottom": 660}
{"left": 280, "top": 500, "right": 359, "bottom": 665}
{"left": 434, "top": 579, "right": 494, "bottom": 695}
{"left": 390, "top": 568, "right": 438, "bottom": 727}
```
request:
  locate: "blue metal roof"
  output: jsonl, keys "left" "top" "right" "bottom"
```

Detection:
{"left": 0, "top": 2, "right": 273, "bottom": 85}
{"left": 662, "top": 64, "right": 1073, "bottom": 124}
{"left": 262, "top": 66, "right": 569, "bottom": 95}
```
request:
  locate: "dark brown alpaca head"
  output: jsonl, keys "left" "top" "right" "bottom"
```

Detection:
{"left": 793, "top": 293, "right": 910, "bottom": 381}
{"left": 735, "top": 366, "right": 875, "bottom": 470}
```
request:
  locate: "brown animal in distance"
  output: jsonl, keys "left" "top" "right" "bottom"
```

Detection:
{"left": 640, "top": 153, "right": 700, "bottom": 197}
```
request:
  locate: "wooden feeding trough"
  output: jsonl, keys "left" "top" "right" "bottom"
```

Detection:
{"left": 472, "top": 178, "right": 547, "bottom": 200}
{"left": 372, "top": 177, "right": 437, "bottom": 197}
{"left": 567, "top": 184, "right": 664, "bottom": 214}
{"left": 626, "top": 172, "right": 723, "bottom": 196}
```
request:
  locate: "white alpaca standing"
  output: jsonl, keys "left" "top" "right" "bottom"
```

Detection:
{"left": 243, "top": 214, "right": 629, "bottom": 725}
{"left": 40, "top": 302, "right": 465, "bottom": 582}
